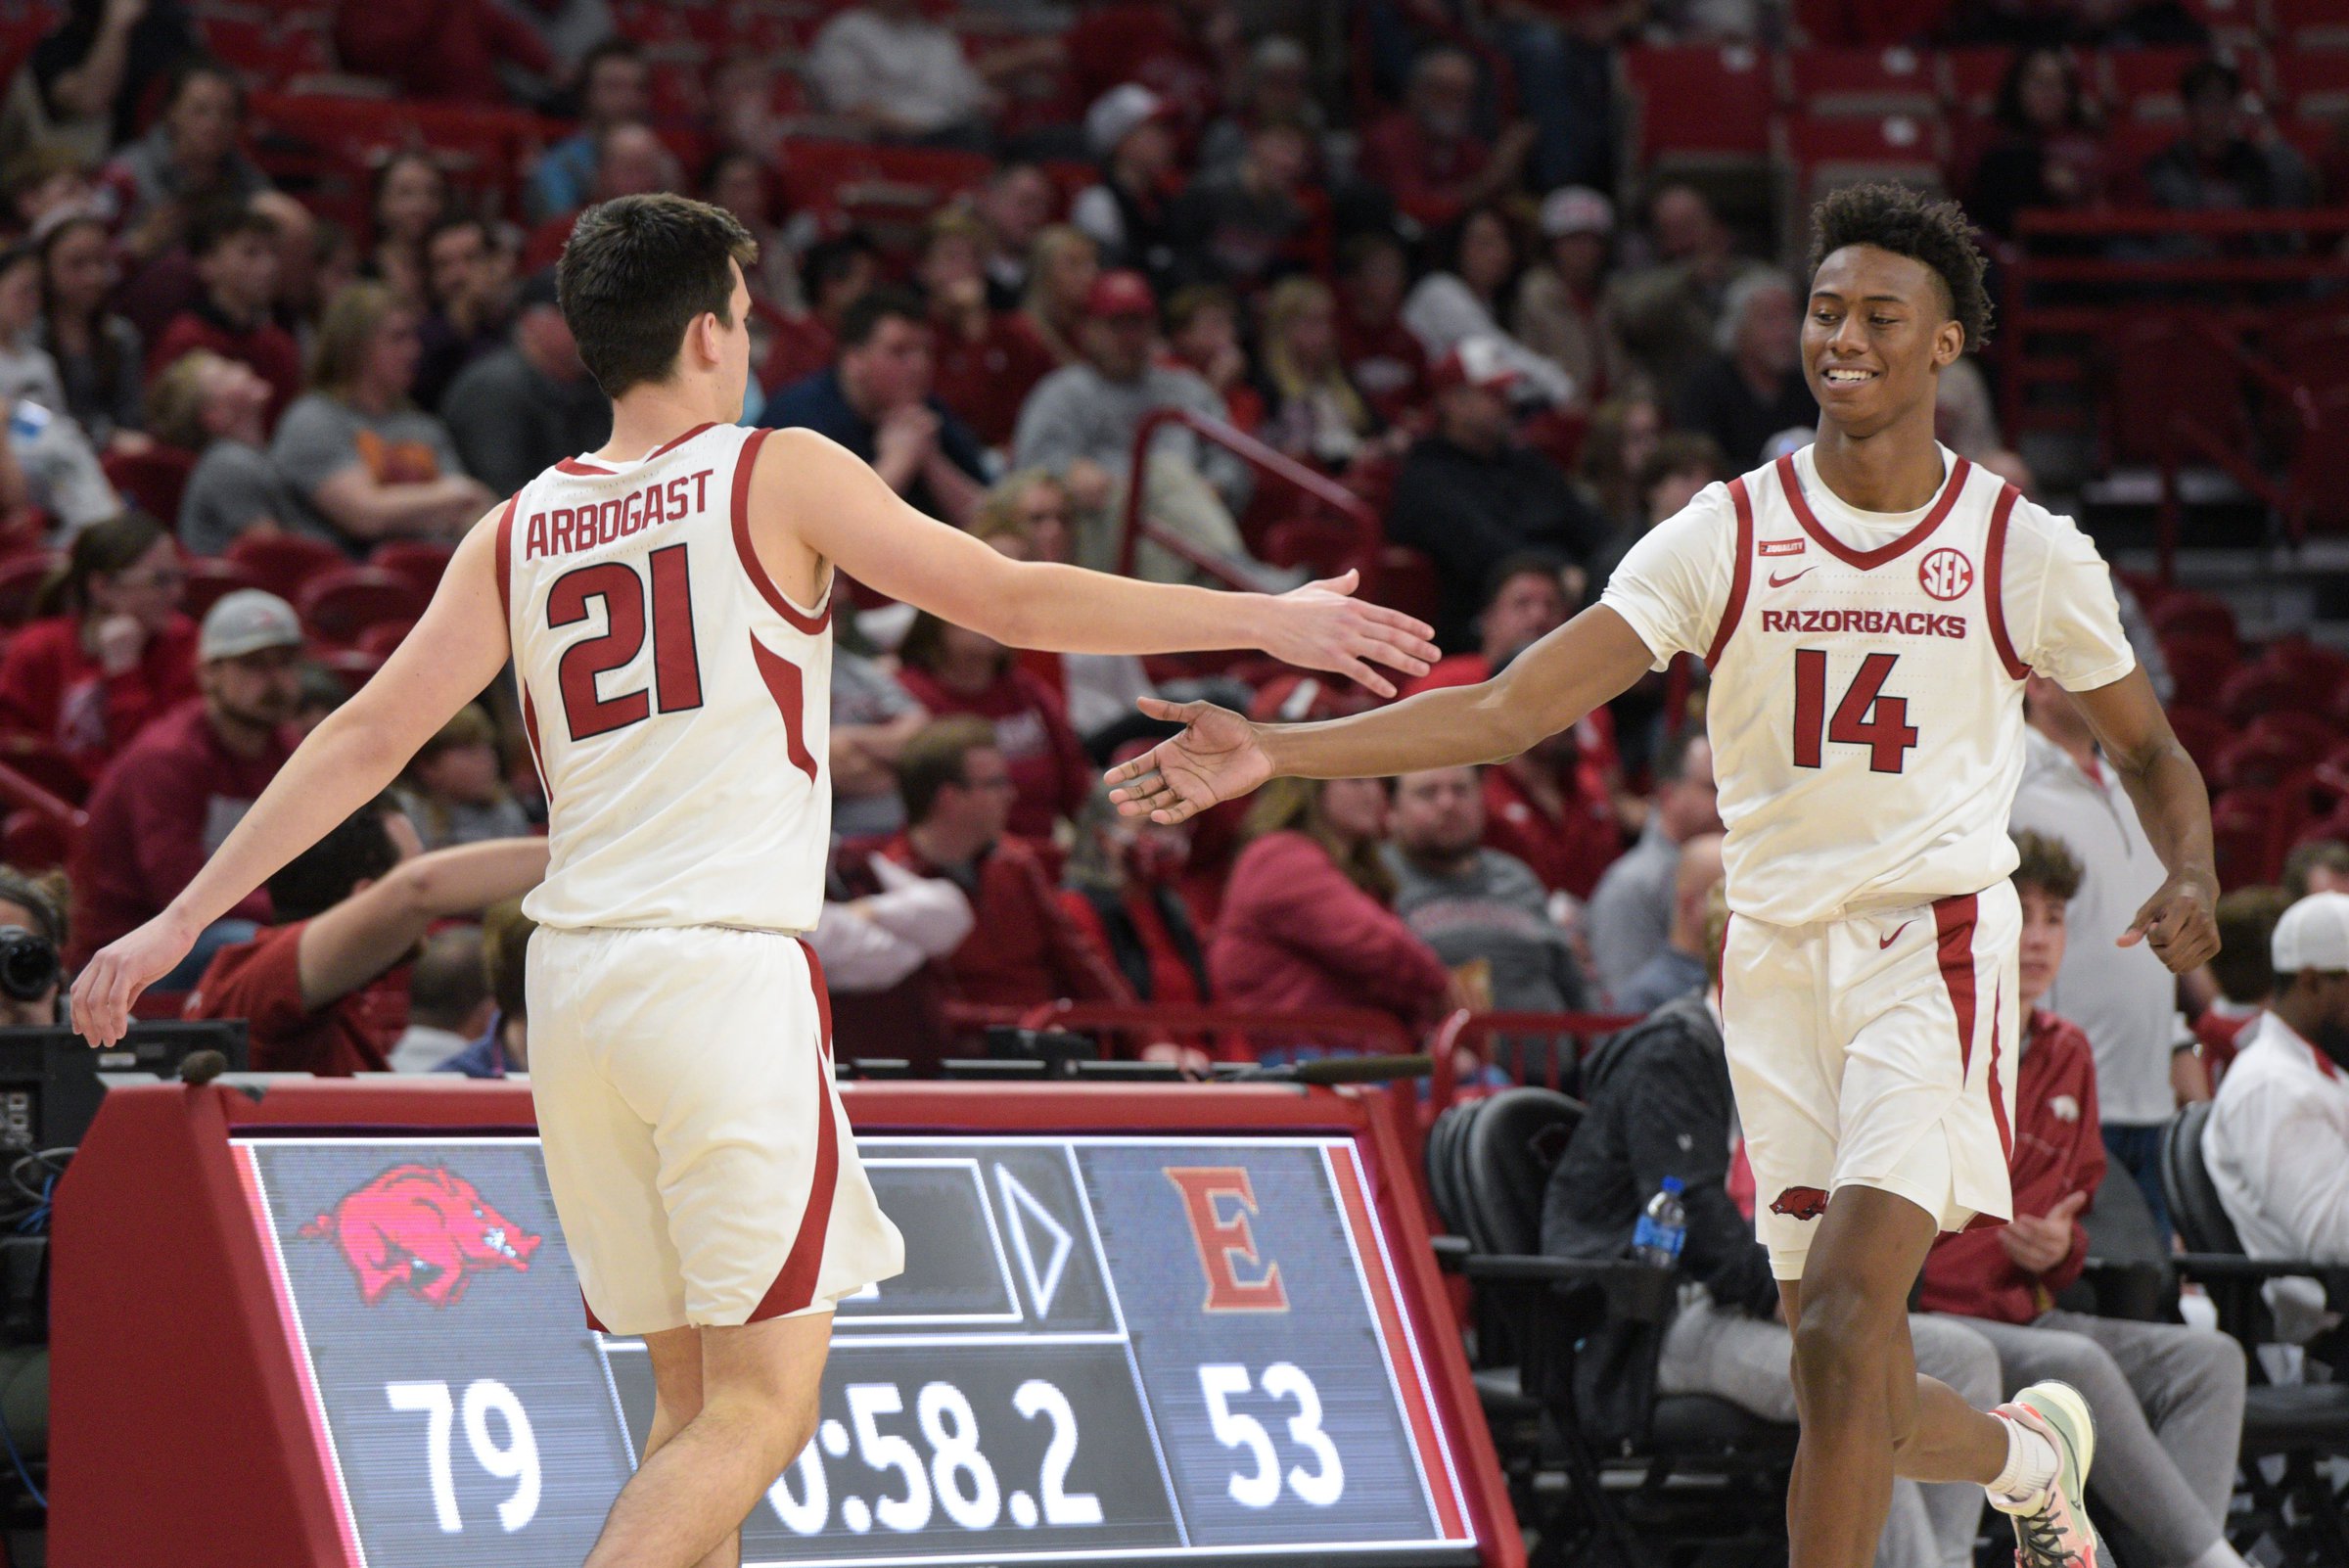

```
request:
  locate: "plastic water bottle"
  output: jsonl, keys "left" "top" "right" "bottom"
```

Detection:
{"left": 1632, "top": 1176, "right": 1687, "bottom": 1268}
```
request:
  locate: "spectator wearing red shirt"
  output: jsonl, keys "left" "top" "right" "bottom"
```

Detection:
{"left": 1209, "top": 776, "right": 1452, "bottom": 1042}
{"left": 1059, "top": 787, "right": 1216, "bottom": 1061}
{"left": 919, "top": 212, "right": 1059, "bottom": 451}
{"left": 186, "top": 797, "right": 547, "bottom": 1076}
{"left": 0, "top": 513, "right": 196, "bottom": 782}
{"left": 1482, "top": 721, "right": 1623, "bottom": 900}
{"left": 69, "top": 588, "right": 304, "bottom": 980}
{"left": 896, "top": 610, "right": 1090, "bottom": 843}
{"left": 1064, "top": 0, "right": 1235, "bottom": 137}
{"left": 1335, "top": 234, "right": 1431, "bottom": 430}
{"left": 147, "top": 204, "right": 302, "bottom": 434}
{"left": 1359, "top": 47, "right": 1535, "bottom": 236}
{"left": 880, "top": 717, "right": 1130, "bottom": 1014}
{"left": 334, "top": 0, "right": 555, "bottom": 107}
{"left": 761, "top": 235, "right": 881, "bottom": 401}
{"left": 1921, "top": 833, "right": 2249, "bottom": 1568}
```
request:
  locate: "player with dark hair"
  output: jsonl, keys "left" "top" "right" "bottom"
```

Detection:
{"left": 1110, "top": 184, "right": 2219, "bottom": 1568}
{"left": 69, "top": 191, "right": 1435, "bottom": 1568}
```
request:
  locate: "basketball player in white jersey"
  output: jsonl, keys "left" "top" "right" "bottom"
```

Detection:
{"left": 1108, "top": 185, "right": 2220, "bottom": 1568}
{"left": 68, "top": 194, "right": 1438, "bottom": 1568}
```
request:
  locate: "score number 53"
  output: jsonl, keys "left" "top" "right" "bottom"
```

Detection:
{"left": 1200, "top": 1362, "right": 1344, "bottom": 1508}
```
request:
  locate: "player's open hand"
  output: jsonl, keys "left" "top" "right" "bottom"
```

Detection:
{"left": 1106, "top": 698, "right": 1271, "bottom": 824}
{"left": 70, "top": 913, "right": 196, "bottom": 1048}
{"left": 1259, "top": 571, "right": 1437, "bottom": 700}
{"left": 2119, "top": 868, "right": 2221, "bottom": 974}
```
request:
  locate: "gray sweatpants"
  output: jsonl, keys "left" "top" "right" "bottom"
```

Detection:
{"left": 1660, "top": 1290, "right": 1998, "bottom": 1568}
{"left": 1941, "top": 1311, "right": 2245, "bottom": 1568}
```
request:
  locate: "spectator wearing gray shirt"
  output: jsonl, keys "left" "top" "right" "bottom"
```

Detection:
{"left": 831, "top": 643, "right": 929, "bottom": 841}
{"left": 1613, "top": 832, "right": 1724, "bottom": 1015}
{"left": 1383, "top": 765, "right": 1588, "bottom": 1014}
{"left": 1586, "top": 728, "right": 1720, "bottom": 1005}
{"left": 147, "top": 348, "right": 306, "bottom": 556}
{"left": 438, "top": 271, "right": 609, "bottom": 498}
{"left": 268, "top": 283, "right": 495, "bottom": 553}
{"left": 1011, "top": 268, "right": 1283, "bottom": 586}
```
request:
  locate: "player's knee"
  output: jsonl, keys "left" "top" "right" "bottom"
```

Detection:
{"left": 1789, "top": 1277, "right": 1901, "bottom": 1398}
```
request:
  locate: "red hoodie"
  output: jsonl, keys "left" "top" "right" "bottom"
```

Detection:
{"left": 0, "top": 613, "right": 197, "bottom": 781}
{"left": 1919, "top": 1007, "right": 2105, "bottom": 1323}
{"left": 1207, "top": 831, "right": 1451, "bottom": 1031}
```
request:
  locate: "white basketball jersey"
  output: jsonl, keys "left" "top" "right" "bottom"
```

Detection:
{"left": 1700, "top": 451, "right": 2038, "bottom": 927}
{"left": 497, "top": 422, "right": 831, "bottom": 932}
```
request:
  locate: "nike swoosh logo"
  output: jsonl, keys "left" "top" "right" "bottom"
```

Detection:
{"left": 1768, "top": 568, "right": 1818, "bottom": 587}
{"left": 1879, "top": 921, "right": 1912, "bottom": 949}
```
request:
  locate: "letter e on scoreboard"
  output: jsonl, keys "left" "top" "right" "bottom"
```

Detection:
{"left": 1166, "top": 1167, "right": 1287, "bottom": 1312}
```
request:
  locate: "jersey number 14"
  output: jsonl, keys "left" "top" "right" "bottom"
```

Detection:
{"left": 1791, "top": 649, "right": 1918, "bottom": 774}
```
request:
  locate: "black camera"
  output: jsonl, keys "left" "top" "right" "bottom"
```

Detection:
{"left": 0, "top": 927, "right": 59, "bottom": 1003}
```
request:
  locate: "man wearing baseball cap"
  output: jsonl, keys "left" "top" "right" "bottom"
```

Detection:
{"left": 1387, "top": 336, "right": 1608, "bottom": 646}
{"left": 1013, "top": 269, "right": 1290, "bottom": 587}
{"left": 2203, "top": 891, "right": 2349, "bottom": 1329}
{"left": 69, "top": 589, "right": 304, "bottom": 979}
{"left": 1072, "top": 86, "right": 1180, "bottom": 288}
{"left": 1519, "top": 186, "right": 1630, "bottom": 403}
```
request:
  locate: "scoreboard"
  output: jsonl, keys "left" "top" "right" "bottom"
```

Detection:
{"left": 54, "top": 1078, "right": 1515, "bottom": 1568}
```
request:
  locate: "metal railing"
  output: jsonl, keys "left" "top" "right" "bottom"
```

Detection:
{"left": 1116, "top": 408, "right": 1384, "bottom": 593}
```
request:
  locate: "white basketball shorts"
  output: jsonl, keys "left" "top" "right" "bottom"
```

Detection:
{"left": 1722, "top": 880, "right": 2020, "bottom": 1281}
{"left": 527, "top": 924, "right": 905, "bottom": 1335}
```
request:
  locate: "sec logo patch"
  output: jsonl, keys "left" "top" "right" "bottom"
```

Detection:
{"left": 1918, "top": 547, "right": 1973, "bottom": 601}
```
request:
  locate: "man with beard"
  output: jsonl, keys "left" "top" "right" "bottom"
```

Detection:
{"left": 69, "top": 590, "right": 304, "bottom": 981}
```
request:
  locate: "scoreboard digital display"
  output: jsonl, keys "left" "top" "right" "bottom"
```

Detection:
{"left": 230, "top": 1130, "right": 1478, "bottom": 1568}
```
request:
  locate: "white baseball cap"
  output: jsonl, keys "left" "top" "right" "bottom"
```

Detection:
{"left": 200, "top": 588, "right": 303, "bottom": 662}
{"left": 1540, "top": 186, "right": 1615, "bottom": 239}
{"left": 2273, "top": 891, "right": 2349, "bottom": 974}
{"left": 1085, "top": 84, "right": 1167, "bottom": 160}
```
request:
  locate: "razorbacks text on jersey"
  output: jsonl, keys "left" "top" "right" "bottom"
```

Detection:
{"left": 1602, "top": 442, "right": 2137, "bottom": 928}
{"left": 495, "top": 422, "right": 832, "bottom": 932}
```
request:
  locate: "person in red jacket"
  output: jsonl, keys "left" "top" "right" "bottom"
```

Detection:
{"left": 1481, "top": 717, "right": 1623, "bottom": 900}
{"left": 185, "top": 797, "right": 546, "bottom": 1076}
{"left": 1208, "top": 774, "right": 1452, "bottom": 1054}
{"left": 881, "top": 716, "right": 1130, "bottom": 1019}
{"left": 1921, "top": 832, "right": 2251, "bottom": 1568}
{"left": 146, "top": 204, "right": 302, "bottom": 434}
{"left": 896, "top": 610, "right": 1091, "bottom": 843}
{"left": 0, "top": 512, "right": 196, "bottom": 781}
{"left": 1357, "top": 46, "right": 1536, "bottom": 235}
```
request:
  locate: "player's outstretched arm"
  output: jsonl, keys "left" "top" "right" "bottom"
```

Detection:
{"left": 1107, "top": 604, "right": 1657, "bottom": 823}
{"left": 70, "top": 510, "right": 518, "bottom": 1045}
{"left": 760, "top": 429, "right": 1438, "bottom": 697}
{"left": 2065, "top": 666, "right": 2221, "bottom": 973}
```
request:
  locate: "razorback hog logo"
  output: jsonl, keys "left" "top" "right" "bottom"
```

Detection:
{"left": 299, "top": 1165, "right": 541, "bottom": 1306}
{"left": 1770, "top": 1186, "right": 1830, "bottom": 1222}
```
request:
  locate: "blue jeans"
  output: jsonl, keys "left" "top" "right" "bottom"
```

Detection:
{"left": 2102, "top": 1123, "right": 2174, "bottom": 1253}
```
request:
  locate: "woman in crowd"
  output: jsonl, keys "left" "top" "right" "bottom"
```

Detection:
{"left": 1060, "top": 782, "right": 1220, "bottom": 1064}
{"left": 35, "top": 212, "right": 142, "bottom": 447}
{"left": 366, "top": 152, "right": 450, "bottom": 308}
{"left": 895, "top": 605, "right": 1092, "bottom": 843}
{"left": 395, "top": 703, "right": 530, "bottom": 849}
{"left": 1017, "top": 224, "right": 1101, "bottom": 368}
{"left": 1256, "top": 274, "right": 1393, "bottom": 470}
{"left": 268, "top": 282, "right": 492, "bottom": 551}
{"left": 919, "top": 209, "right": 1057, "bottom": 451}
{"left": 0, "top": 509, "right": 192, "bottom": 780}
{"left": 1164, "top": 284, "right": 1262, "bottom": 433}
{"left": 701, "top": 148, "right": 810, "bottom": 315}
{"left": 1402, "top": 205, "right": 1574, "bottom": 406}
{"left": 1970, "top": 47, "right": 2109, "bottom": 240}
{"left": 1208, "top": 775, "right": 1453, "bottom": 1044}
{"left": 0, "top": 241, "right": 66, "bottom": 411}
{"left": 149, "top": 347, "right": 300, "bottom": 554}
{"left": 100, "top": 59, "right": 267, "bottom": 261}
{"left": 1576, "top": 389, "right": 1664, "bottom": 532}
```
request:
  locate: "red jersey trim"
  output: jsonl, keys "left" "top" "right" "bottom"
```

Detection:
{"left": 1704, "top": 476, "right": 1756, "bottom": 669}
{"left": 492, "top": 495, "right": 518, "bottom": 624}
{"left": 554, "top": 457, "right": 609, "bottom": 476}
{"left": 751, "top": 943, "right": 840, "bottom": 1321}
{"left": 1933, "top": 892, "right": 1980, "bottom": 1079}
{"left": 1776, "top": 452, "right": 1973, "bottom": 571}
{"left": 729, "top": 427, "right": 832, "bottom": 634}
{"left": 1982, "top": 483, "right": 2029, "bottom": 680}
{"left": 1985, "top": 980, "right": 2013, "bottom": 1160}
{"left": 554, "top": 421, "right": 718, "bottom": 476}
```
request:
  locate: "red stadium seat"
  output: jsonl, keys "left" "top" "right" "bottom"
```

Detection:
{"left": 0, "top": 552, "right": 56, "bottom": 628}
{"left": 2272, "top": 49, "right": 2349, "bottom": 121}
{"left": 1788, "top": 0, "right": 1957, "bottom": 46}
{"left": 1261, "top": 518, "right": 1361, "bottom": 576}
{"left": 2220, "top": 663, "right": 2299, "bottom": 726}
{"left": 2268, "top": 0, "right": 2349, "bottom": 49}
{"left": 2215, "top": 729, "right": 2309, "bottom": 791}
{"left": 370, "top": 539, "right": 454, "bottom": 599}
{"left": 2260, "top": 634, "right": 2349, "bottom": 685}
{"left": 2148, "top": 591, "right": 2239, "bottom": 649}
{"left": 1621, "top": 45, "right": 1774, "bottom": 166}
{"left": 319, "top": 647, "right": 386, "bottom": 684}
{"left": 226, "top": 531, "right": 348, "bottom": 605}
{"left": 1940, "top": 46, "right": 2016, "bottom": 115}
{"left": 1782, "top": 47, "right": 1939, "bottom": 116}
{"left": 2096, "top": 47, "right": 2211, "bottom": 119}
{"left": 0, "top": 739, "right": 87, "bottom": 807}
{"left": 2246, "top": 708, "right": 2336, "bottom": 761}
{"left": 1776, "top": 112, "right": 1948, "bottom": 222}
{"left": 1372, "top": 545, "right": 1443, "bottom": 633}
{"left": 2158, "top": 632, "right": 2241, "bottom": 712}
{"left": 101, "top": 443, "right": 196, "bottom": 524}
{"left": 0, "top": 806, "right": 70, "bottom": 871}
{"left": 297, "top": 568, "right": 428, "bottom": 646}
{"left": 2104, "top": 314, "right": 2253, "bottom": 466}
{"left": 180, "top": 556, "right": 256, "bottom": 620}
{"left": 2211, "top": 786, "right": 2279, "bottom": 888}
{"left": 355, "top": 619, "right": 413, "bottom": 658}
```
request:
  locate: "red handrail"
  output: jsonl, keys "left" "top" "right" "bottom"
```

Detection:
{"left": 0, "top": 758, "right": 84, "bottom": 831}
{"left": 1116, "top": 408, "right": 1384, "bottom": 592}
{"left": 1018, "top": 998, "right": 1415, "bottom": 1052}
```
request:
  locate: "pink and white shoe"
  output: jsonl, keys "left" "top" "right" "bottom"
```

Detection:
{"left": 1993, "top": 1381, "right": 2105, "bottom": 1568}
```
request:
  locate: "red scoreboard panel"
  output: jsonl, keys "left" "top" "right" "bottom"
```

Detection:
{"left": 53, "top": 1077, "right": 1520, "bottom": 1568}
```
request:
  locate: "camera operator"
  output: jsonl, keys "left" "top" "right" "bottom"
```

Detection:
{"left": 0, "top": 867, "right": 67, "bottom": 1027}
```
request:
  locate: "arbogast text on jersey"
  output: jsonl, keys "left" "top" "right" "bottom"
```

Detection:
{"left": 495, "top": 422, "right": 835, "bottom": 934}
{"left": 1599, "top": 442, "right": 2137, "bottom": 928}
